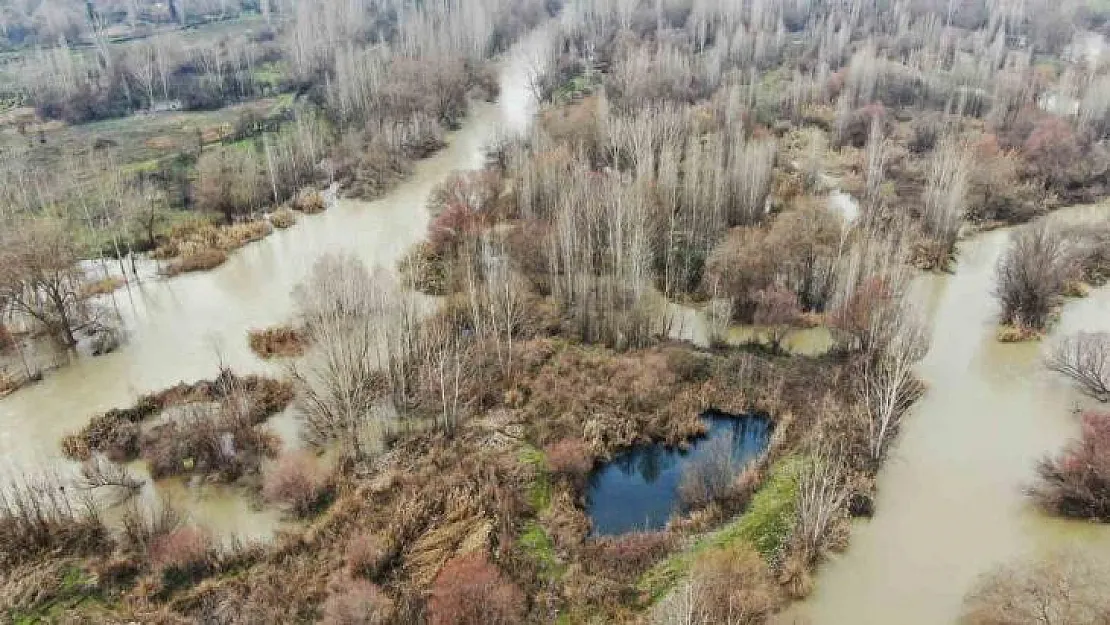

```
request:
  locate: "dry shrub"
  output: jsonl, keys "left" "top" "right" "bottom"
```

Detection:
{"left": 0, "top": 323, "right": 13, "bottom": 352}
{"left": 262, "top": 451, "right": 334, "bottom": 517}
{"left": 427, "top": 552, "right": 526, "bottom": 625}
{"left": 149, "top": 526, "right": 213, "bottom": 586}
{"left": 0, "top": 474, "right": 112, "bottom": 571}
{"left": 321, "top": 578, "right": 395, "bottom": 625}
{"left": 120, "top": 497, "right": 184, "bottom": 555}
{"left": 581, "top": 531, "right": 674, "bottom": 582}
{"left": 1029, "top": 410, "right": 1110, "bottom": 520}
{"left": 140, "top": 401, "right": 280, "bottom": 481}
{"left": 544, "top": 438, "right": 593, "bottom": 483}
{"left": 270, "top": 207, "right": 298, "bottom": 229}
{"left": 167, "top": 247, "right": 229, "bottom": 275}
{"left": 962, "top": 548, "right": 1110, "bottom": 625}
{"left": 248, "top": 325, "right": 308, "bottom": 359}
{"left": 293, "top": 188, "right": 327, "bottom": 214}
{"left": 0, "top": 369, "right": 20, "bottom": 397}
{"left": 657, "top": 543, "right": 778, "bottom": 625}
{"left": 346, "top": 533, "right": 393, "bottom": 580}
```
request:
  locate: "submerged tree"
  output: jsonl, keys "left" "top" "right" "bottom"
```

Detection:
{"left": 994, "top": 222, "right": 1075, "bottom": 331}
{"left": 0, "top": 219, "right": 89, "bottom": 348}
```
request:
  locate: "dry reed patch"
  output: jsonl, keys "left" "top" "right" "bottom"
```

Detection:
{"left": 248, "top": 325, "right": 308, "bottom": 359}
{"left": 270, "top": 207, "right": 297, "bottom": 229}
{"left": 293, "top": 188, "right": 327, "bottom": 214}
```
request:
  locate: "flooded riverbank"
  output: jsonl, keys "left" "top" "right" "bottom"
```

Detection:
{"left": 0, "top": 28, "right": 549, "bottom": 539}
{"left": 783, "top": 205, "right": 1110, "bottom": 624}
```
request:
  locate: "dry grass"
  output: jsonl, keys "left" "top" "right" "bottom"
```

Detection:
{"left": 79, "top": 277, "right": 125, "bottom": 299}
{"left": 156, "top": 218, "right": 274, "bottom": 276}
{"left": 248, "top": 325, "right": 308, "bottom": 359}
{"left": 270, "top": 207, "right": 298, "bottom": 229}
{"left": 996, "top": 323, "right": 1041, "bottom": 343}
{"left": 293, "top": 188, "right": 327, "bottom": 214}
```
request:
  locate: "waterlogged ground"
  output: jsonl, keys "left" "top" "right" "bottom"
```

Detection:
{"left": 782, "top": 205, "right": 1110, "bottom": 625}
{"left": 0, "top": 28, "right": 550, "bottom": 540}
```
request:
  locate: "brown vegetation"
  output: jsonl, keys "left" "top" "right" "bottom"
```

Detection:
{"left": 654, "top": 544, "right": 779, "bottom": 625}
{"left": 248, "top": 324, "right": 308, "bottom": 359}
{"left": 427, "top": 552, "right": 527, "bottom": 625}
{"left": 61, "top": 369, "right": 294, "bottom": 480}
{"left": 262, "top": 451, "right": 335, "bottom": 518}
{"left": 962, "top": 549, "right": 1110, "bottom": 625}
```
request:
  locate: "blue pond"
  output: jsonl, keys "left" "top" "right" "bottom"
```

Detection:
{"left": 585, "top": 411, "right": 772, "bottom": 536}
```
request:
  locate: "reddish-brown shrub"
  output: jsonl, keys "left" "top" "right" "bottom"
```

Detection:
{"left": 753, "top": 286, "right": 802, "bottom": 351}
{"left": 427, "top": 552, "right": 526, "bottom": 625}
{"left": 149, "top": 526, "right": 212, "bottom": 584}
{"left": 1023, "top": 115, "right": 1082, "bottom": 190}
{"left": 346, "top": 533, "right": 392, "bottom": 580}
{"left": 262, "top": 451, "right": 333, "bottom": 517}
{"left": 427, "top": 202, "right": 484, "bottom": 258}
{"left": 321, "top": 578, "right": 394, "bottom": 625}
{"left": 581, "top": 531, "right": 674, "bottom": 582}
{"left": 1029, "top": 410, "right": 1110, "bottom": 520}
{"left": 544, "top": 438, "right": 593, "bottom": 482}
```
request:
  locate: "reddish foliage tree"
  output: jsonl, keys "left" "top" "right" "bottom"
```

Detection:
{"left": 427, "top": 203, "right": 485, "bottom": 258}
{"left": 754, "top": 286, "right": 802, "bottom": 351}
{"left": 1030, "top": 410, "right": 1110, "bottom": 520}
{"left": 427, "top": 552, "right": 526, "bottom": 625}
{"left": 1023, "top": 115, "right": 1082, "bottom": 189}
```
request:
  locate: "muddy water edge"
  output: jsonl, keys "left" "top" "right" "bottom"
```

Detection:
{"left": 0, "top": 28, "right": 549, "bottom": 541}
{"left": 783, "top": 204, "right": 1110, "bottom": 625}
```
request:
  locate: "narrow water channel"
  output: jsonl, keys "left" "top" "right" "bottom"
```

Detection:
{"left": 784, "top": 205, "right": 1110, "bottom": 624}
{"left": 0, "top": 28, "right": 549, "bottom": 540}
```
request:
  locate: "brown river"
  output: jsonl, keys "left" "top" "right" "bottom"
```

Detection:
{"left": 0, "top": 28, "right": 547, "bottom": 541}
{"left": 783, "top": 205, "right": 1110, "bottom": 624}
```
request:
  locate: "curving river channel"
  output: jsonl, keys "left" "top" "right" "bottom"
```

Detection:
{"left": 783, "top": 205, "right": 1110, "bottom": 624}
{"left": 0, "top": 28, "right": 548, "bottom": 541}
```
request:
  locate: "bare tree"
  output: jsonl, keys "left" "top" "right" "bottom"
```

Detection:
{"left": 0, "top": 218, "right": 89, "bottom": 348}
{"left": 962, "top": 549, "right": 1110, "bottom": 625}
{"left": 792, "top": 439, "right": 851, "bottom": 564}
{"left": 994, "top": 222, "right": 1076, "bottom": 331}
{"left": 1046, "top": 332, "right": 1110, "bottom": 401}
{"left": 291, "top": 254, "right": 393, "bottom": 459}
{"left": 858, "top": 314, "right": 929, "bottom": 465}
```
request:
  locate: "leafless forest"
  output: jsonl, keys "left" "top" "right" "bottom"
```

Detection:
{"left": 3, "top": 0, "right": 1110, "bottom": 622}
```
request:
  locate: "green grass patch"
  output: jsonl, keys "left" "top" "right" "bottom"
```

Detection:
{"left": 519, "top": 444, "right": 552, "bottom": 512}
{"left": 519, "top": 520, "right": 564, "bottom": 582}
{"left": 637, "top": 457, "right": 802, "bottom": 602}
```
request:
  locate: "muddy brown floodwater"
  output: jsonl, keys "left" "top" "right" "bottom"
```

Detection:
{"left": 782, "top": 204, "right": 1110, "bottom": 625}
{"left": 0, "top": 27, "right": 549, "bottom": 541}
